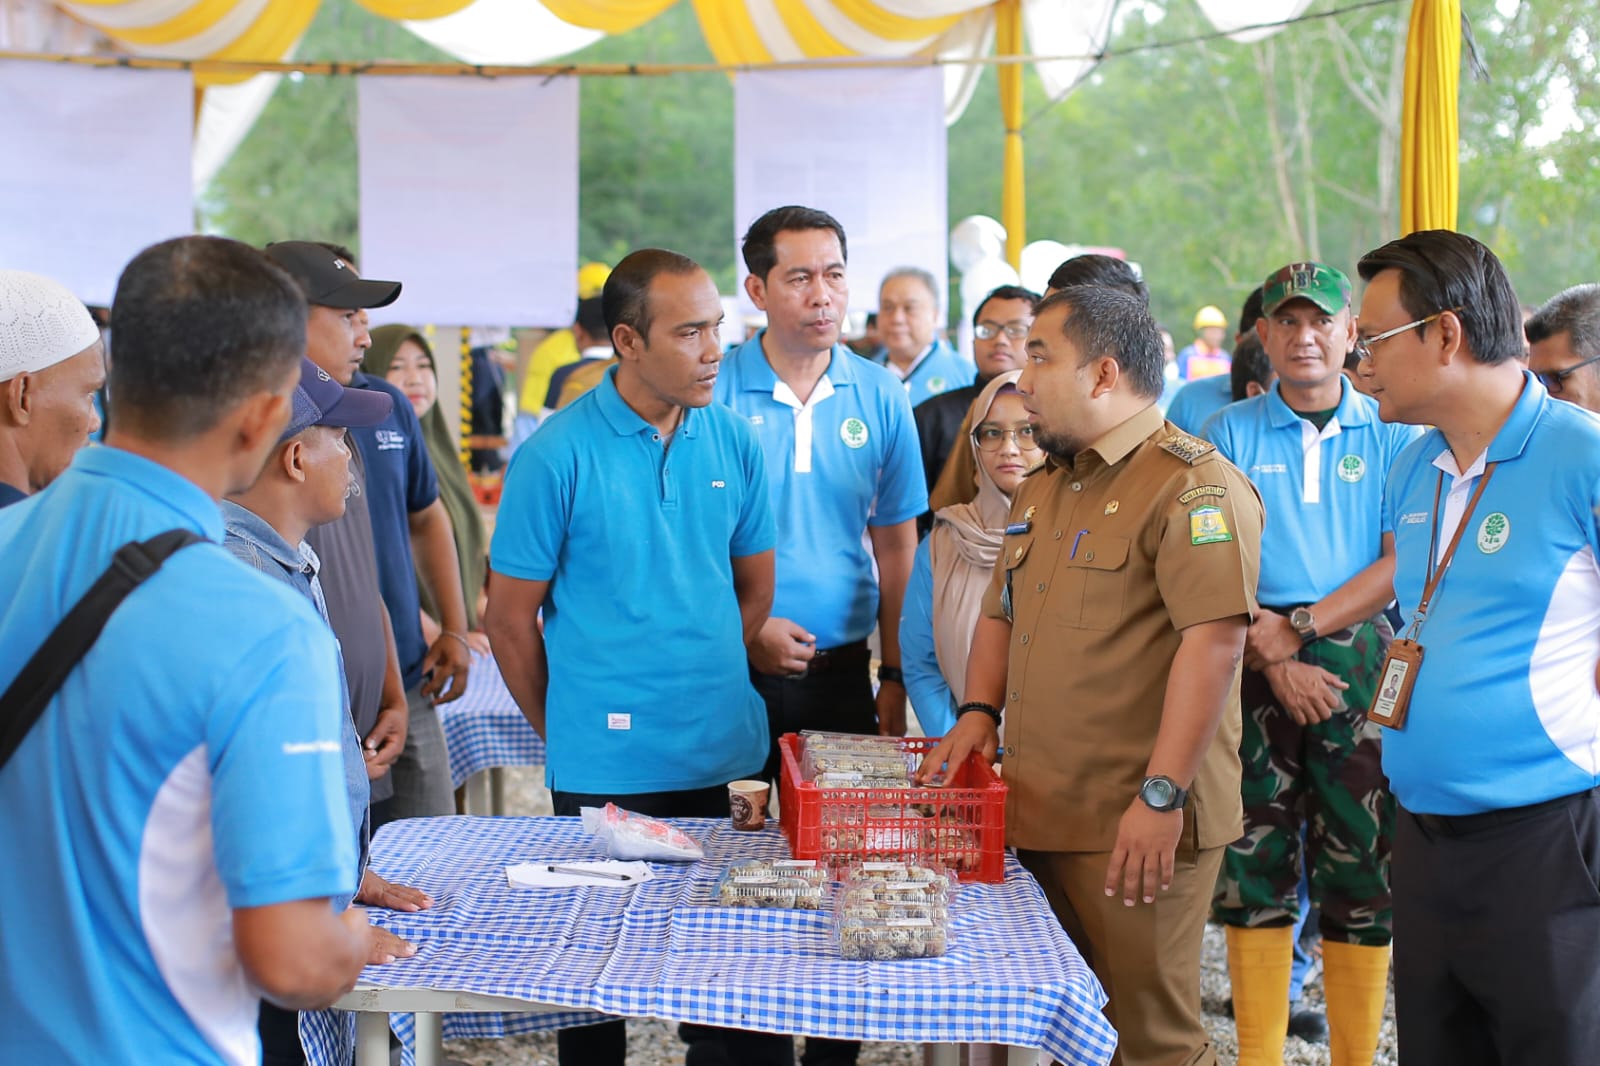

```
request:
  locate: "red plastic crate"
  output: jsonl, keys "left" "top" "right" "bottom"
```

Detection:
{"left": 777, "top": 733, "right": 1008, "bottom": 883}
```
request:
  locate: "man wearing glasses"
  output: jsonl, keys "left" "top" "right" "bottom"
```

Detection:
{"left": 1356, "top": 231, "right": 1600, "bottom": 1066}
{"left": 1203, "top": 262, "right": 1419, "bottom": 1066}
{"left": 913, "top": 283, "right": 1039, "bottom": 493}
{"left": 1525, "top": 283, "right": 1600, "bottom": 413}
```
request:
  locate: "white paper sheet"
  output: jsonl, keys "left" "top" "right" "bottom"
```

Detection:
{"left": 734, "top": 66, "right": 948, "bottom": 316}
{"left": 506, "top": 860, "right": 654, "bottom": 889}
{"left": 0, "top": 61, "right": 194, "bottom": 307}
{"left": 357, "top": 75, "right": 579, "bottom": 326}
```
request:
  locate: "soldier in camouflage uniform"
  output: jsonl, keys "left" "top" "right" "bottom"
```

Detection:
{"left": 1200, "top": 262, "right": 1422, "bottom": 1066}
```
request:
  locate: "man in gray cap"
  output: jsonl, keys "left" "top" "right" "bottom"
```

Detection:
{"left": 0, "top": 270, "right": 105, "bottom": 507}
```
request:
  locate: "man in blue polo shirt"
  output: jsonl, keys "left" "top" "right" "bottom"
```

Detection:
{"left": 266, "top": 241, "right": 470, "bottom": 824}
{"left": 0, "top": 236, "right": 369, "bottom": 1064}
{"left": 718, "top": 205, "right": 925, "bottom": 753}
{"left": 1203, "top": 262, "right": 1419, "bottom": 1066}
{"left": 1357, "top": 230, "right": 1600, "bottom": 1066}
{"left": 873, "top": 266, "right": 974, "bottom": 408}
{"left": 486, "top": 248, "right": 786, "bottom": 1066}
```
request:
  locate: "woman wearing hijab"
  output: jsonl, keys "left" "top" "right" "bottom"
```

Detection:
{"left": 365, "top": 326, "right": 490, "bottom": 647}
{"left": 900, "top": 371, "right": 1042, "bottom": 736}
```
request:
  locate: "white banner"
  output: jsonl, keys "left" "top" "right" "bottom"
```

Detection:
{"left": 734, "top": 66, "right": 948, "bottom": 316}
{"left": 0, "top": 62, "right": 193, "bottom": 307}
{"left": 358, "top": 75, "right": 579, "bottom": 326}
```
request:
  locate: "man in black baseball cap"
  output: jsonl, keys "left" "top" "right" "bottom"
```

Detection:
{"left": 265, "top": 241, "right": 401, "bottom": 312}
{"left": 270, "top": 240, "right": 470, "bottom": 832}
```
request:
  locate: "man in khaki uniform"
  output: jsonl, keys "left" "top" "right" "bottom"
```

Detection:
{"left": 921, "top": 285, "right": 1263, "bottom": 1066}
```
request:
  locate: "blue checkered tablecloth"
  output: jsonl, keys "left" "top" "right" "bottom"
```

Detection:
{"left": 437, "top": 650, "right": 544, "bottom": 788}
{"left": 303, "top": 816, "right": 1117, "bottom": 1066}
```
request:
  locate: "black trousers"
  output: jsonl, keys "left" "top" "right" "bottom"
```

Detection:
{"left": 752, "top": 648, "right": 879, "bottom": 784}
{"left": 550, "top": 783, "right": 794, "bottom": 1066}
{"left": 1392, "top": 787, "right": 1600, "bottom": 1066}
{"left": 749, "top": 654, "right": 876, "bottom": 1066}
{"left": 258, "top": 1000, "right": 308, "bottom": 1066}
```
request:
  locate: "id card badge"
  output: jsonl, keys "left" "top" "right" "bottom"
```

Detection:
{"left": 1368, "top": 638, "right": 1424, "bottom": 729}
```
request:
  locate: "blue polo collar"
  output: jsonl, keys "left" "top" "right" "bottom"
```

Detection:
{"left": 733, "top": 331, "right": 859, "bottom": 394}
{"left": 1264, "top": 375, "right": 1372, "bottom": 430}
{"left": 73, "top": 446, "right": 225, "bottom": 541}
{"left": 593, "top": 364, "right": 701, "bottom": 440}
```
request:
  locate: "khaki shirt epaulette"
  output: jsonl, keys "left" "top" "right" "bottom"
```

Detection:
{"left": 1156, "top": 429, "right": 1216, "bottom": 465}
{"left": 976, "top": 405, "right": 1264, "bottom": 855}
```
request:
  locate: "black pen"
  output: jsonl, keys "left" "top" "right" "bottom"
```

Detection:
{"left": 547, "top": 864, "right": 632, "bottom": 882}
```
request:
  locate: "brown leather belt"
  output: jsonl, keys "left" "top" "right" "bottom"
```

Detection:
{"left": 799, "top": 639, "right": 869, "bottom": 678}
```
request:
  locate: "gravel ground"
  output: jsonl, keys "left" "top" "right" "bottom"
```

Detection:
{"left": 438, "top": 767, "right": 1397, "bottom": 1065}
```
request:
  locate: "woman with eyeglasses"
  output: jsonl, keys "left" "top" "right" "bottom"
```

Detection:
{"left": 900, "top": 370, "right": 1042, "bottom": 738}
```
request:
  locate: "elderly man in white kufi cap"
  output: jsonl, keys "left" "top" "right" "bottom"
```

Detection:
{"left": 0, "top": 270, "right": 104, "bottom": 507}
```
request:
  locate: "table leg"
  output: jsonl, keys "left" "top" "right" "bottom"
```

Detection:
{"left": 463, "top": 771, "right": 491, "bottom": 815}
{"left": 413, "top": 1011, "right": 444, "bottom": 1066}
{"left": 1004, "top": 1046, "right": 1041, "bottom": 1065}
{"left": 925, "top": 1046, "right": 959, "bottom": 1066}
{"left": 355, "top": 1010, "right": 390, "bottom": 1066}
{"left": 489, "top": 766, "right": 506, "bottom": 815}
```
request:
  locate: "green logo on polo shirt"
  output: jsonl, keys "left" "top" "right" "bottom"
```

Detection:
{"left": 1337, "top": 454, "right": 1366, "bottom": 483}
{"left": 928, "top": 376, "right": 947, "bottom": 393}
{"left": 840, "top": 417, "right": 869, "bottom": 449}
{"left": 1477, "top": 512, "right": 1510, "bottom": 554}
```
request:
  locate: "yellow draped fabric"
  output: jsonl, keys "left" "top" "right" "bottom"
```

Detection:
{"left": 353, "top": 0, "right": 476, "bottom": 21}
{"left": 539, "top": 0, "right": 676, "bottom": 34}
{"left": 996, "top": 0, "right": 1024, "bottom": 268}
{"left": 1400, "top": 0, "right": 1460, "bottom": 234}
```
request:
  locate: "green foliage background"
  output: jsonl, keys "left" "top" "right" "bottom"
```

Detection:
{"left": 201, "top": 0, "right": 1600, "bottom": 330}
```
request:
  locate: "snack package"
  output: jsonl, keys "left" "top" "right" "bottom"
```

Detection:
{"left": 580, "top": 803, "right": 705, "bottom": 862}
{"left": 800, "top": 732, "right": 917, "bottom": 788}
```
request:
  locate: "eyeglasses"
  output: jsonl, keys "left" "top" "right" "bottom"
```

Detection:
{"left": 974, "top": 322, "right": 1031, "bottom": 341}
{"left": 1353, "top": 307, "right": 1462, "bottom": 362}
{"left": 1537, "top": 352, "right": 1600, "bottom": 394}
{"left": 973, "top": 424, "right": 1041, "bottom": 452}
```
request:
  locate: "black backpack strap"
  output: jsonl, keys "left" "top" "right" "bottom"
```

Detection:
{"left": 0, "top": 528, "right": 205, "bottom": 771}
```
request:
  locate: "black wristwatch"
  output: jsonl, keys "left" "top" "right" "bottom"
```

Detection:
{"left": 1139, "top": 775, "right": 1187, "bottom": 813}
{"left": 877, "top": 665, "right": 904, "bottom": 685}
{"left": 1289, "top": 607, "right": 1318, "bottom": 644}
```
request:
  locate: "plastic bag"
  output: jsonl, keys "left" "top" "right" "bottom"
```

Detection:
{"left": 580, "top": 803, "right": 705, "bottom": 862}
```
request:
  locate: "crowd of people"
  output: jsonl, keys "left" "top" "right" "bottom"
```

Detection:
{"left": 0, "top": 211, "right": 1597, "bottom": 1066}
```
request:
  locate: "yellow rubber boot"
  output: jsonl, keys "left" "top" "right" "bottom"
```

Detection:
{"left": 1322, "top": 940, "right": 1392, "bottom": 1066}
{"left": 1225, "top": 924, "right": 1294, "bottom": 1066}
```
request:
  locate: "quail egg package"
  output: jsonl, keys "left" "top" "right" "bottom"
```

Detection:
{"left": 831, "top": 861, "right": 953, "bottom": 960}
{"left": 715, "top": 858, "right": 829, "bottom": 910}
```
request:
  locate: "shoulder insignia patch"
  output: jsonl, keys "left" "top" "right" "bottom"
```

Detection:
{"left": 1159, "top": 432, "right": 1216, "bottom": 465}
{"left": 1178, "top": 484, "right": 1227, "bottom": 505}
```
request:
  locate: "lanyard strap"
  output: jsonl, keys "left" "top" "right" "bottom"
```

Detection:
{"left": 1412, "top": 462, "right": 1498, "bottom": 638}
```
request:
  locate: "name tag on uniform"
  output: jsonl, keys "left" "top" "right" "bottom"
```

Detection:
{"left": 607, "top": 713, "right": 632, "bottom": 731}
{"left": 1368, "top": 639, "right": 1423, "bottom": 729}
{"left": 1005, "top": 521, "right": 1031, "bottom": 535}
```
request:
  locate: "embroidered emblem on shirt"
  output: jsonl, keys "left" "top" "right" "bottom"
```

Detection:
{"left": 840, "top": 417, "right": 869, "bottom": 449}
{"left": 374, "top": 429, "right": 405, "bottom": 451}
{"left": 928, "top": 376, "right": 947, "bottom": 393}
{"left": 1477, "top": 512, "right": 1510, "bottom": 554}
{"left": 316, "top": 367, "right": 331, "bottom": 382}
{"left": 749, "top": 415, "right": 765, "bottom": 426}
{"left": 1159, "top": 432, "right": 1216, "bottom": 465}
{"left": 1177, "top": 485, "right": 1227, "bottom": 504}
{"left": 1337, "top": 454, "right": 1367, "bottom": 483}
{"left": 711, "top": 480, "right": 726, "bottom": 489}
{"left": 1252, "top": 463, "right": 1288, "bottom": 475}
{"left": 1398, "top": 511, "right": 1428, "bottom": 525}
{"left": 1189, "top": 505, "right": 1233, "bottom": 545}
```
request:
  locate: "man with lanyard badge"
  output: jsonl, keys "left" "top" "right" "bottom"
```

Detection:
{"left": 1357, "top": 230, "right": 1600, "bottom": 1066}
